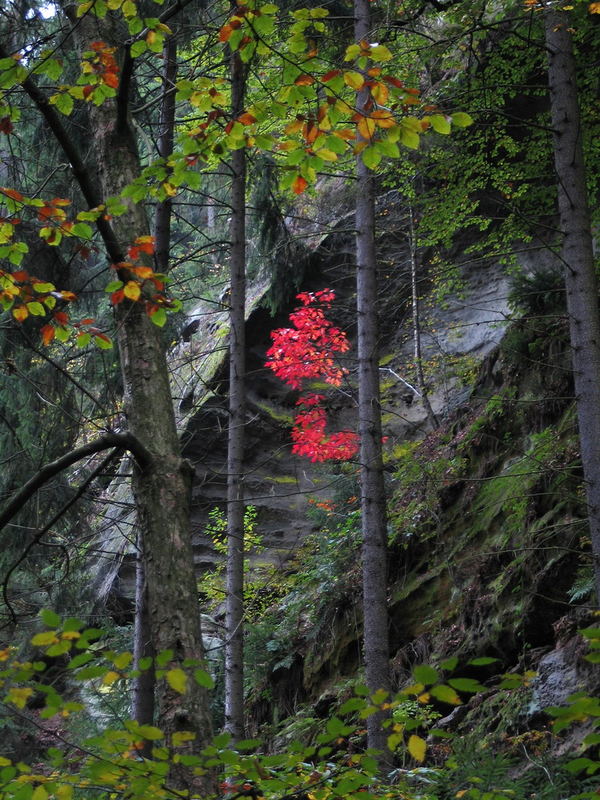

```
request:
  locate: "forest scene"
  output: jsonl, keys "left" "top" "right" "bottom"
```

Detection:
{"left": 0, "top": 0, "right": 599, "bottom": 797}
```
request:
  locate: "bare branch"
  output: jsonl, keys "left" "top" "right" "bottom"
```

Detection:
{"left": 0, "top": 432, "right": 153, "bottom": 535}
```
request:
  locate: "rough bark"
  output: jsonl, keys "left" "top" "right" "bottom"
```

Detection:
{"left": 64, "top": 15, "right": 213, "bottom": 785}
{"left": 132, "top": 535, "right": 156, "bottom": 756}
{"left": 224, "top": 50, "right": 247, "bottom": 740}
{"left": 545, "top": 9, "right": 600, "bottom": 605}
{"left": 354, "top": 0, "right": 392, "bottom": 762}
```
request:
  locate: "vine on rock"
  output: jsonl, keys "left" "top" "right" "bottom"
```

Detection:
{"left": 266, "top": 289, "right": 358, "bottom": 461}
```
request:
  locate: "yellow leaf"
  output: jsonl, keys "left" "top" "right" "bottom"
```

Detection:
{"left": 60, "top": 631, "right": 80, "bottom": 640}
{"left": 0, "top": 757, "right": 11, "bottom": 766}
{"left": 32, "top": 786, "right": 48, "bottom": 800}
{"left": 102, "top": 670, "right": 121, "bottom": 686}
{"left": 589, "top": 1, "right": 600, "bottom": 11}
{"left": 123, "top": 281, "right": 141, "bottom": 301}
{"left": 12, "top": 305, "right": 28, "bottom": 322}
{"left": 31, "top": 631, "right": 59, "bottom": 646}
{"left": 166, "top": 668, "right": 188, "bottom": 694}
{"left": 408, "top": 734, "right": 426, "bottom": 762}
{"left": 8, "top": 687, "right": 34, "bottom": 709}
{"left": 343, "top": 70, "right": 364, "bottom": 90}
{"left": 314, "top": 148, "right": 338, "bottom": 162}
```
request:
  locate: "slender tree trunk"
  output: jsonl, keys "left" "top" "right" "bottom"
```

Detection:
{"left": 408, "top": 210, "right": 438, "bottom": 429}
{"left": 224, "top": 50, "right": 247, "bottom": 740}
{"left": 155, "top": 35, "right": 178, "bottom": 274}
{"left": 132, "top": 534, "right": 155, "bottom": 754}
{"left": 354, "top": 0, "right": 392, "bottom": 761}
{"left": 545, "top": 9, "right": 600, "bottom": 605}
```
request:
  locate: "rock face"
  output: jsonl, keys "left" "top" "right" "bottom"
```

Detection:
{"left": 531, "top": 615, "right": 600, "bottom": 712}
{"left": 90, "top": 188, "right": 532, "bottom": 630}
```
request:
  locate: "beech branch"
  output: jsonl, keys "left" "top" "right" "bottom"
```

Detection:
{"left": 0, "top": 432, "right": 153, "bottom": 535}
{"left": 0, "top": 42, "right": 125, "bottom": 264}
{"left": 1, "top": 447, "right": 125, "bottom": 626}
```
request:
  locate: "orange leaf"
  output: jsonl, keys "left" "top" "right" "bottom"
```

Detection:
{"left": 130, "top": 265, "right": 154, "bottom": 279}
{"left": 41, "top": 324, "right": 55, "bottom": 345}
{"left": 12, "top": 270, "right": 28, "bottom": 282}
{"left": 219, "top": 24, "right": 233, "bottom": 42}
{"left": 292, "top": 175, "right": 308, "bottom": 195}
{"left": 383, "top": 75, "right": 404, "bottom": 88}
{"left": 1, "top": 188, "right": 24, "bottom": 202}
{"left": 322, "top": 69, "right": 341, "bottom": 82}
{"left": 238, "top": 112, "right": 257, "bottom": 125}
{"left": 54, "top": 311, "right": 69, "bottom": 325}
{"left": 357, "top": 116, "right": 376, "bottom": 140}
{"left": 111, "top": 289, "right": 125, "bottom": 305}
{"left": 372, "top": 109, "right": 395, "bottom": 128}
{"left": 13, "top": 306, "right": 28, "bottom": 321}
{"left": 60, "top": 291, "right": 77, "bottom": 301}
{"left": 103, "top": 72, "right": 119, "bottom": 89}
{"left": 295, "top": 74, "right": 315, "bottom": 86}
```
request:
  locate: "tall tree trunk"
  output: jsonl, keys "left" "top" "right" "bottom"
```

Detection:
{"left": 354, "top": 0, "right": 392, "bottom": 762}
{"left": 545, "top": 8, "right": 600, "bottom": 605}
{"left": 224, "top": 50, "right": 247, "bottom": 740}
{"left": 66, "top": 19, "right": 212, "bottom": 786}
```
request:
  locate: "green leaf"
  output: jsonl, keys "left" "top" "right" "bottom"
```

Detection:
{"left": 137, "top": 725, "right": 164, "bottom": 740}
{"left": 67, "top": 652, "right": 94, "bottom": 669}
{"left": 63, "top": 617, "right": 83, "bottom": 632}
{"left": 413, "top": 664, "right": 439, "bottom": 685}
{"left": 50, "top": 92, "right": 74, "bottom": 116}
{"left": 71, "top": 222, "right": 93, "bottom": 239}
{"left": 429, "top": 114, "right": 451, "bottom": 134}
{"left": 361, "top": 145, "right": 382, "bottom": 170}
{"left": 150, "top": 307, "right": 167, "bottom": 328}
{"left": 370, "top": 44, "right": 393, "bottom": 61}
{"left": 105, "top": 280, "right": 124, "bottom": 292}
{"left": 376, "top": 139, "right": 400, "bottom": 159}
{"left": 40, "top": 609, "right": 61, "bottom": 627}
{"left": 55, "top": 326, "right": 70, "bottom": 343}
{"left": 156, "top": 649, "right": 174, "bottom": 667}
{"left": 400, "top": 126, "right": 420, "bottom": 150}
{"left": 76, "top": 332, "right": 91, "bottom": 348}
{"left": 451, "top": 111, "right": 474, "bottom": 128}
{"left": 33, "top": 282, "right": 56, "bottom": 293}
{"left": 130, "top": 40, "right": 147, "bottom": 58}
{"left": 26, "top": 301, "right": 46, "bottom": 316}
{"left": 193, "top": 667, "right": 215, "bottom": 689}
{"left": 448, "top": 678, "right": 485, "bottom": 693}
{"left": 46, "top": 640, "right": 72, "bottom": 656}
{"left": 339, "top": 697, "right": 368, "bottom": 714}
{"left": 94, "top": 335, "right": 113, "bottom": 350}
{"left": 468, "top": 657, "right": 499, "bottom": 666}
